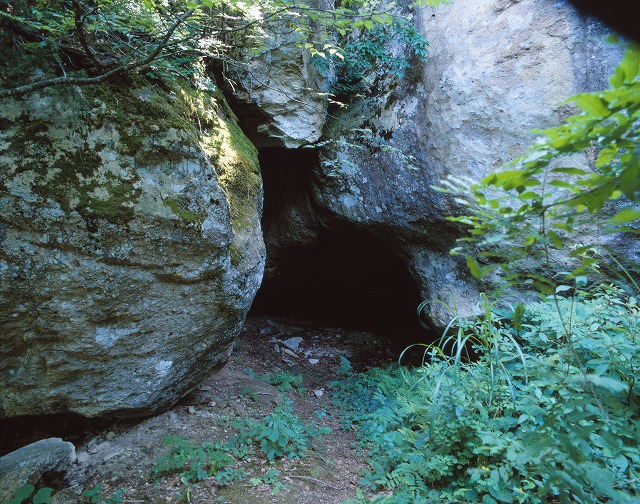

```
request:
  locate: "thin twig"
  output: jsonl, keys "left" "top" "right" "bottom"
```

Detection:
{"left": 308, "top": 454, "right": 332, "bottom": 465}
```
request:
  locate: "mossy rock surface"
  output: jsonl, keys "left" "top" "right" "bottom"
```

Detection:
{"left": 0, "top": 66, "right": 265, "bottom": 419}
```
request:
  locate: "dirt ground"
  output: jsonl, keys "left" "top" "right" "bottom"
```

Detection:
{"left": 37, "top": 316, "right": 400, "bottom": 503}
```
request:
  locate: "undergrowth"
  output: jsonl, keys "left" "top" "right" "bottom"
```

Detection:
{"left": 245, "top": 368, "right": 305, "bottom": 392}
{"left": 333, "top": 286, "right": 639, "bottom": 503}
{"left": 149, "top": 399, "right": 330, "bottom": 501}
{"left": 330, "top": 43, "right": 638, "bottom": 504}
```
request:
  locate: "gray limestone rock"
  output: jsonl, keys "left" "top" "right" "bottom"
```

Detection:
{"left": 0, "top": 438, "right": 75, "bottom": 501}
{"left": 282, "top": 337, "right": 303, "bottom": 351}
{"left": 310, "top": 0, "right": 630, "bottom": 326}
{"left": 223, "top": 16, "right": 330, "bottom": 148}
{"left": 0, "top": 76, "right": 265, "bottom": 418}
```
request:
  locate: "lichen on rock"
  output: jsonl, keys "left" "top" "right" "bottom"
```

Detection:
{"left": 0, "top": 68, "right": 265, "bottom": 419}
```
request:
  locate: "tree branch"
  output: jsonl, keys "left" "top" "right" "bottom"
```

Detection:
{"left": 73, "top": 0, "right": 103, "bottom": 69}
{"left": 0, "top": 6, "right": 196, "bottom": 99}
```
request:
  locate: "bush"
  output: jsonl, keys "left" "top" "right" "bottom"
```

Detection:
{"left": 334, "top": 287, "right": 639, "bottom": 503}
{"left": 232, "top": 399, "right": 331, "bottom": 461}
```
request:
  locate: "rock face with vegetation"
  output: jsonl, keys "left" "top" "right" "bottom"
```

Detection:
{"left": 0, "top": 438, "right": 76, "bottom": 501}
{"left": 293, "top": 0, "right": 626, "bottom": 326}
{"left": 0, "top": 69, "right": 265, "bottom": 418}
{"left": 223, "top": 25, "right": 330, "bottom": 148}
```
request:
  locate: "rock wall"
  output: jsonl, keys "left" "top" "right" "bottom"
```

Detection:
{"left": 0, "top": 75, "right": 265, "bottom": 418}
{"left": 307, "top": 0, "right": 627, "bottom": 326}
{"left": 0, "top": 0, "right": 633, "bottom": 420}
{"left": 222, "top": 20, "right": 330, "bottom": 148}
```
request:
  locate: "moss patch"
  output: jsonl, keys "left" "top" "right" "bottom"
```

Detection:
{"left": 1, "top": 47, "right": 259, "bottom": 238}
{"left": 82, "top": 78, "right": 198, "bottom": 157}
{"left": 229, "top": 243, "right": 242, "bottom": 268}
{"left": 195, "top": 91, "right": 261, "bottom": 232}
{"left": 163, "top": 197, "right": 203, "bottom": 225}
{"left": 2, "top": 88, "right": 143, "bottom": 225}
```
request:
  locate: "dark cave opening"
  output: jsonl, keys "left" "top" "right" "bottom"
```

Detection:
{"left": 251, "top": 147, "right": 435, "bottom": 352}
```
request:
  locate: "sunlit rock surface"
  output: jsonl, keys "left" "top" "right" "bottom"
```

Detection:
{"left": 0, "top": 77, "right": 265, "bottom": 418}
{"left": 313, "top": 0, "right": 626, "bottom": 326}
{"left": 220, "top": 16, "right": 331, "bottom": 148}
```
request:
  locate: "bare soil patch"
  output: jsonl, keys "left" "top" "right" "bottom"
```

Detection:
{"left": 42, "top": 316, "right": 397, "bottom": 503}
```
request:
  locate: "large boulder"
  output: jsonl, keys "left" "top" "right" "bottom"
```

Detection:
{"left": 0, "top": 74, "right": 265, "bottom": 418}
{"left": 308, "top": 0, "right": 628, "bottom": 326}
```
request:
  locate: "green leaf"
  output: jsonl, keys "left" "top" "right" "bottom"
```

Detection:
{"left": 609, "top": 207, "right": 640, "bottom": 225}
{"left": 586, "top": 374, "right": 628, "bottom": 393}
{"left": 618, "top": 47, "right": 640, "bottom": 84}
{"left": 596, "top": 145, "right": 619, "bottom": 168}
{"left": 466, "top": 255, "right": 482, "bottom": 279}
{"left": 575, "top": 275, "right": 588, "bottom": 287}
{"left": 548, "top": 180, "right": 573, "bottom": 189}
{"left": 9, "top": 484, "right": 35, "bottom": 504}
{"left": 550, "top": 167, "right": 588, "bottom": 176}
{"left": 619, "top": 152, "right": 640, "bottom": 199}
{"left": 572, "top": 94, "right": 610, "bottom": 116}
{"left": 512, "top": 304, "right": 525, "bottom": 331}
{"left": 33, "top": 488, "right": 54, "bottom": 504}
{"left": 547, "top": 230, "right": 563, "bottom": 248}
{"left": 571, "top": 180, "right": 617, "bottom": 212}
{"left": 555, "top": 285, "right": 572, "bottom": 293}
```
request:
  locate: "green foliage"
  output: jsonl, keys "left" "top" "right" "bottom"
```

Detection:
{"left": 80, "top": 484, "right": 125, "bottom": 504}
{"left": 249, "top": 469, "right": 284, "bottom": 495}
{"left": 338, "top": 356, "right": 354, "bottom": 376}
{"left": 232, "top": 399, "right": 331, "bottom": 461}
{"left": 4, "top": 483, "right": 125, "bottom": 504}
{"left": 334, "top": 288, "right": 639, "bottom": 503}
{"left": 523, "top": 284, "right": 640, "bottom": 404}
{"left": 152, "top": 435, "right": 244, "bottom": 485}
{"left": 325, "top": 17, "right": 429, "bottom": 96}
{"left": 5, "top": 485, "right": 53, "bottom": 504}
{"left": 261, "top": 371, "right": 304, "bottom": 392}
{"left": 332, "top": 46, "right": 640, "bottom": 504}
{"left": 0, "top": 0, "right": 441, "bottom": 99}
{"left": 438, "top": 44, "right": 640, "bottom": 294}
{"left": 244, "top": 368, "right": 304, "bottom": 391}
{"left": 150, "top": 401, "right": 329, "bottom": 500}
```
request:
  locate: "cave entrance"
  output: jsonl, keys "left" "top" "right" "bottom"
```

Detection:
{"left": 251, "top": 147, "right": 432, "bottom": 353}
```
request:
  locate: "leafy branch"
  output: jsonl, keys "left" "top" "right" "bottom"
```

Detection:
{"left": 0, "top": 5, "right": 197, "bottom": 99}
{"left": 0, "top": 0, "right": 441, "bottom": 100}
{"left": 438, "top": 44, "right": 640, "bottom": 294}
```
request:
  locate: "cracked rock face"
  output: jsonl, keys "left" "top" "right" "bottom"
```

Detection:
{"left": 223, "top": 21, "right": 330, "bottom": 148}
{"left": 0, "top": 78, "right": 265, "bottom": 419}
{"left": 311, "top": 0, "right": 627, "bottom": 326}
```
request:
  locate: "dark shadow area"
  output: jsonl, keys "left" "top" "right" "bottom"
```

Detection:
{"left": 251, "top": 231, "right": 432, "bottom": 352}
{"left": 0, "top": 413, "right": 118, "bottom": 456}
{"left": 259, "top": 147, "right": 318, "bottom": 233}
{"left": 252, "top": 147, "right": 437, "bottom": 353}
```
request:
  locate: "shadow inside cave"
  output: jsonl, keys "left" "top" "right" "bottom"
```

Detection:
{"left": 251, "top": 147, "right": 438, "bottom": 355}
